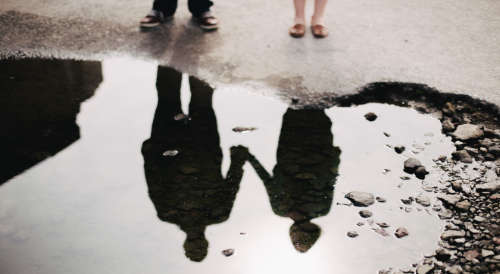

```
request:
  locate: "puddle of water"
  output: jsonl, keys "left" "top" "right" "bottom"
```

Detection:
{"left": 0, "top": 57, "right": 455, "bottom": 274}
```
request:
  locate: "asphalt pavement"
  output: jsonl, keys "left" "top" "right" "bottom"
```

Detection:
{"left": 1, "top": 0, "right": 499, "bottom": 105}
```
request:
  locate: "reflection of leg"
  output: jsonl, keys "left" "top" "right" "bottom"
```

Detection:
{"left": 153, "top": 0, "right": 178, "bottom": 16}
{"left": 156, "top": 66, "right": 182, "bottom": 114}
{"left": 149, "top": 67, "right": 183, "bottom": 138}
{"left": 187, "top": 0, "right": 214, "bottom": 17}
{"left": 188, "top": 76, "right": 213, "bottom": 114}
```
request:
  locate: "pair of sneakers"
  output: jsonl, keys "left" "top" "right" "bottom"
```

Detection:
{"left": 140, "top": 10, "right": 218, "bottom": 30}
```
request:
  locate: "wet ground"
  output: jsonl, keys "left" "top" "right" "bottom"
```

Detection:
{"left": 1, "top": 0, "right": 500, "bottom": 106}
{"left": 1, "top": 57, "right": 489, "bottom": 274}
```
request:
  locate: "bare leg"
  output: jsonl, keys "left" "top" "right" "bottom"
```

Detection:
{"left": 311, "top": 0, "right": 328, "bottom": 25}
{"left": 293, "top": 0, "right": 306, "bottom": 25}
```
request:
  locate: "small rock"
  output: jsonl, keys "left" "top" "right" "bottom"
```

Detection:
{"left": 401, "top": 197, "right": 413, "bottom": 205}
{"left": 365, "top": 112, "right": 377, "bottom": 121}
{"left": 455, "top": 200, "right": 471, "bottom": 211}
{"left": 415, "top": 194, "right": 431, "bottom": 207}
{"left": 356, "top": 222, "right": 364, "bottom": 226}
{"left": 481, "top": 249, "right": 494, "bottom": 257}
{"left": 174, "top": 113, "right": 188, "bottom": 121}
{"left": 489, "top": 193, "right": 500, "bottom": 200}
{"left": 438, "top": 194, "right": 461, "bottom": 207}
{"left": 441, "top": 230, "right": 465, "bottom": 240}
{"left": 451, "top": 181, "right": 463, "bottom": 192}
{"left": 162, "top": 150, "right": 179, "bottom": 157}
{"left": 395, "top": 227, "right": 409, "bottom": 238}
{"left": 435, "top": 248, "right": 451, "bottom": 261}
{"left": 376, "top": 196, "right": 386, "bottom": 203}
{"left": 464, "top": 249, "right": 480, "bottom": 261}
{"left": 383, "top": 132, "right": 390, "bottom": 137}
{"left": 442, "top": 119, "right": 455, "bottom": 132}
{"left": 416, "top": 264, "right": 433, "bottom": 274}
{"left": 232, "top": 127, "right": 257, "bottom": 133}
{"left": 415, "top": 166, "right": 429, "bottom": 179}
{"left": 452, "top": 150, "right": 473, "bottom": 163}
{"left": 359, "top": 210, "right": 372, "bottom": 218}
{"left": 404, "top": 158, "right": 422, "bottom": 174}
{"left": 451, "top": 124, "right": 484, "bottom": 141}
{"left": 484, "top": 127, "right": 500, "bottom": 138}
{"left": 377, "top": 222, "right": 390, "bottom": 228}
{"left": 488, "top": 145, "right": 500, "bottom": 156}
{"left": 475, "top": 181, "right": 500, "bottom": 193}
{"left": 445, "top": 265, "right": 462, "bottom": 274}
{"left": 222, "top": 249, "right": 234, "bottom": 257}
{"left": 345, "top": 191, "right": 375, "bottom": 207}
{"left": 347, "top": 231, "right": 359, "bottom": 238}
{"left": 394, "top": 146, "right": 405, "bottom": 154}
{"left": 473, "top": 216, "right": 486, "bottom": 222}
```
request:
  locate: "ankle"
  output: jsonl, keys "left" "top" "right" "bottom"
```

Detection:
{"left": 311, "top": 15, "right": 324, "bottom": 26}
{"left": 294, "top": 17, "right": 306, "bottom": 25}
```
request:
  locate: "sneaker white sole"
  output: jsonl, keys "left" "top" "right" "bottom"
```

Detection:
{"left": 200, "top": 24, "right": 218, "bottom": 30}
{"left": 140, "top": 22, "right": 161, "bottom": 28}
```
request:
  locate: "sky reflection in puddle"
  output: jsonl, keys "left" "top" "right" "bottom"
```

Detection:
{"left": 0, "top": 58, "right": 455, "bottom": 274}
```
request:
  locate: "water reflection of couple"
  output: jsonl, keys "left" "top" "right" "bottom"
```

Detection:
{"left": 141, "top": 66, "right": 341, "bottom": 262}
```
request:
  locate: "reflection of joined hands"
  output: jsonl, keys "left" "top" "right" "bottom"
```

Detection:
{"left": 229, "top": 145, "right": 249, "bottom": 162}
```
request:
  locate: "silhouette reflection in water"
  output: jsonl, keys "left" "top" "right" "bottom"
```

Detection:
{"left": 141, "top": 67, "right": 247, "bottom": 262}
{"left": 0, "top": 59, "right": 102, "bottom": 185}
{"left": 248, "top": 109, "right": 341, "bottom": 252}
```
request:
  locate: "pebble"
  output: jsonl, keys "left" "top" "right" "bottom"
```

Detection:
{"left": 404, "top": 158, "right": 423, "bottom": 174}
{"left": 394, "top": 146, "right": 405, "bottom": 154}
{"left": 435, "top": 248, "right": 451, "bottom": 261}
{"left": 473, "top": 216, "right": 486, "bottom": 223}
{"left": 415, "top": 166, "right": 429, "bottom": 179}
{"left": 232, "top": 127, "right": 257, "bottom": 133}
{"left": 222, "top": 249, "right": 234, "bottom": 257}
{"left": 345, "top": 191, "right": 375, "bottom": 207}
{"left": 395, "top": 227, "right": 409, "bottom": 238}
{"left": 481, "top": 249, "right": 494, "bottom": 257}
{"left": 359, "top": 210, "right": 372, "bottom": 218}
{"left": 475, "top": 181, "right": 500, "bottom": 192}
{"left": 416, "top": 264, "right": 434, "bottom": 274}
{"left": 452, "top": 150, "right": 473, "bottom": 163}
{"left": 364, "top": 112, "right": 377, "bottom": 121}
{"left": 455, "top": 200, "right": 471, "bottom": 211}
{"left": 440, "top": 230, "right": 465, "bottom": 240}
{"left": 438, "top": 194, "right": 461, "bottom": 207}
{"left": 451, "top": 124, "right": 484, "bottom": 141}
{"left": 415, "top": 194, "right": 431, "bottom": 207}
{"left": 442, "top": 120, "right": 455, "bottom": 132}
{"left": 377, "top": 222, "right": 390, "bottom": 228}
{"left": 162, "top": 150, "right": 179, "bottom": 157}
{"left": 376, "top": 196, "right": 386, "bottom": 203}
{"left": 347, "top": 231, "right": 359, "bottom": 238}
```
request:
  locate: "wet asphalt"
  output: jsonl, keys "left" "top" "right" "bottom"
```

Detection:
{"left": 1, "top": 0, "right": 499, "bottom": 106}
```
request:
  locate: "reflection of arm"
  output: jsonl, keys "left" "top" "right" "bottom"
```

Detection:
{"left": 247, "top": 153, "right": 272, "bottom": 183}
{"left": 224, "top": 145, "right": 248, "bottom": 185}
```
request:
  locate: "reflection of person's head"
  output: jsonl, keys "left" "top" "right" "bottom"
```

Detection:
{"left": 182, "top": 226, "right": 208, "bottom": 262}
{"left": 290, "top": 221, "right": 321, "bottom": 253}
{"left": 248, "top": 107, "right": 341, "bottom": 253}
